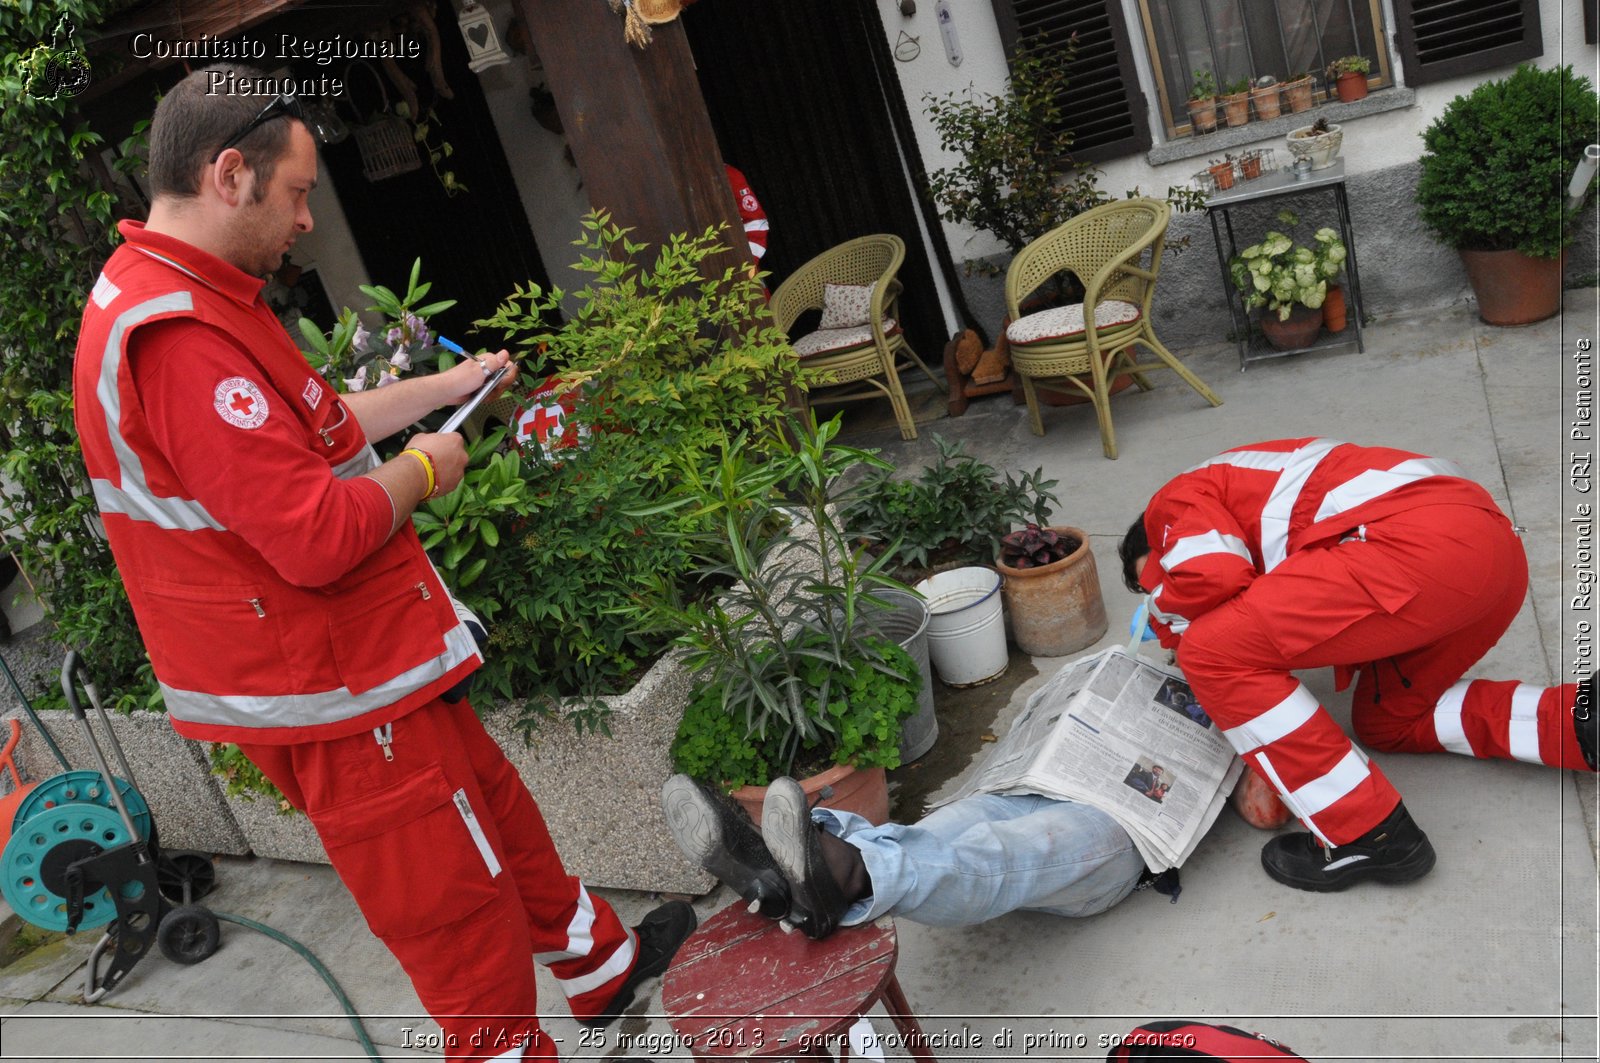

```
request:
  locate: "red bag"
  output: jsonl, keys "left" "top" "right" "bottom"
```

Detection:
{"left": 1106, "top": 1021, "right": 1310, "bottom": 1061}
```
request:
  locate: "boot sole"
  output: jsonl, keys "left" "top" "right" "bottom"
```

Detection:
{"left": 1262, "top": 841, "right": 1437, "bottom": 893}
{"left": 761, "top": 779, "right": 833, "bottom": 938}
{"left": 661, "top": 776, "right": 789, "bottom": 917}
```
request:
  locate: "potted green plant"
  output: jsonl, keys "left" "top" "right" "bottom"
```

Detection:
{"left": 840, "top": 434, "right": 1059, "bottom": 583}
{"left": 1220, "top": 77, "right": 1252, "bottom": 127}
{"left": 1187, "top": 68, "right": 1219, "bottom": 133}
{"left": 1287, "top": 115, "right": 1343, "bottom": 170}
{"left": 1415, "top": 63, "right": 1599, "bottom": 325}
{"left": 1207, "top": 156, "right": 1237, "bottom": 192}
{"left": 994, "top": 524, "right": 1108, "bottom": 658}
{"left": 1283, "top": 71, "right": 1316, "bottom": 113}
{"left": 1228, "top": 209, "right": 1348, "bottom": 350}
{"left": 1251, "top": 75, "right": 1282, "bottom": 121}
{"left": 645, "top": 413, "right": 921, "bottom": 825}
{"left": 1326, "top": 56, "right": 1371, "bottom": 102}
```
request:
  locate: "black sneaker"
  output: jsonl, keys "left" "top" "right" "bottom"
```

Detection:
{"left": 1260, "top": 802, "right": 1435, "bottom": 892}
{"left": 1575, "top": 674, "right": 1596, "bottom": 771}
{"left": 578, "top": 900, "right": 697, "bottom": 1028}
{"left": 662, "top": 774, "right": 791, "bottom": 918}
{"left": 761, "top": 777, "right": 850, "bottom": 940}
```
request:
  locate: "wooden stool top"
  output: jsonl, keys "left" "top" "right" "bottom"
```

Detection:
{"left": 662, "top": 902, "right": 899, "bottom": 1058}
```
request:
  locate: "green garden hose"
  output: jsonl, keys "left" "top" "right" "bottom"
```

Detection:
{"left": 215, "top": 911, "right": 385, "bottom": 1062}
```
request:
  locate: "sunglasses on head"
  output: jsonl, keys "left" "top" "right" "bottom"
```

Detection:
{"left": 210, "top": 90, "right": 304, "bottom": 163}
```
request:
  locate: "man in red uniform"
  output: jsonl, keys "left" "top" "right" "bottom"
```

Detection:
{"left": 72, "top": 66, "right": 691, "bottom": 1061}
{"left": 724, "top": 163, "right": 769, "bottom": 268}
{"left": 1118, "top": 438, "right": 1594, "bottom": 892}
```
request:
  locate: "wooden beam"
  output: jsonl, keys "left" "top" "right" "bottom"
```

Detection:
{"left": 514, "top": 0, "right": 747, "bottom": 279}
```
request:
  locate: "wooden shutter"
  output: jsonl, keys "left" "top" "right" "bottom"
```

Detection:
{"left": 991, "top": 0, "right": 1151, "bottom": 161}
{"left": 1392, "top": 0, "right": 1542, "bottom": 85}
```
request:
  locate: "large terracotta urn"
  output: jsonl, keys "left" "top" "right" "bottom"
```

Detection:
{"left": 995, "top": 526, "right": 1108, "bottom": 658}
{"left": 1458, "top": 249, "right": 1563, "bottom": 325}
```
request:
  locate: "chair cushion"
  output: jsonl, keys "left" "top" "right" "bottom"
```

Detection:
{"left": 818, "top": 283, "right": 874, "bottom": 329}
{"left": 792, "top": 318, "right": 899, "bottom": 359}
{"left": 1006, "top": 300, "right": 1141, "bottom": 345}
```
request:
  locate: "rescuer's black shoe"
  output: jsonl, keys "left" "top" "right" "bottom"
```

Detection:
{"left": 579, "top": 901, "right": 697, "bottom": 1028}
{"left": 1260, "top": 802, "right": 1435, "bottom": 892}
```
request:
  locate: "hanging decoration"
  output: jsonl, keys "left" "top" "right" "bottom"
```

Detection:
{"left": 606, "top": 0, "right": 697, "bottom": 50}
{"left": 457, "top": 0, "right": 511, "bottom": 72}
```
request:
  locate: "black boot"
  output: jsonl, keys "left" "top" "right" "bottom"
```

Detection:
{"left": 661, "top": 774, "right": 791, "bottom": 918}
{"left": 580, "top": 900, "right": 697, "bottom": 1028}
{"left": 1260, "top": 802, "right": 1435, "bottom": 892}
{"left": 760, "top": 777, "right": 866, "bottom": 940}
{"left": 1575, "top": 674, "right": 1596, "bottom": 771}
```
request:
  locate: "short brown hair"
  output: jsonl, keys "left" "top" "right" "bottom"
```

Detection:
{"left": 148, "top": 64, "right": 299, "bottom": 200}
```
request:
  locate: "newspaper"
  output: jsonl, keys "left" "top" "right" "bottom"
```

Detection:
{"left": 935, "top": 646, "right": 1243, "bottom": 872}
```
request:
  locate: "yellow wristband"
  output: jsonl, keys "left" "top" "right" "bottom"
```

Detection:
{"left": 401, "top": 447, "right": 436, "bottom": 499}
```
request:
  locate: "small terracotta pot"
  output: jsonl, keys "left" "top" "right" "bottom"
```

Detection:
{"left": 1208, "top": 161, "right": 1235, "bottom": 191}
{"left": 1187, "top": 97, "right": 1218, "bottom": 133}
{"left": 1459, "top": 249, "right": 1563, "bottom": 325}
{"left": 730, "top": 763, "right": 889, "bottom": 828}
{"left": 995, "top": 527, "right": 1108, "bottom": 658}
{"left": 1259, "top": 303, "right": 1323, "bottom": 350}
{"left": 1222, "top": 92, "right": 1250, "bottom": 127}
{"left": 1239, "top": 154, "right": 1262, "bottom": 180}
{"left": 1251, "top": 85, "right": 1282, "bottom": 121}
{"left": 1334, "top": 71, "right": 1369, "bottom": 103}
{"left": 1323, "top": 284, "right": 1347, "bottom": 332}
{"left": 1284, "top": 77, "right": 1315, "bottom": 113}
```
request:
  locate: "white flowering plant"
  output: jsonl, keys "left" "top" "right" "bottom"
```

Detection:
{"left": 297, "top": 258, "right": 458, "bottom": 392}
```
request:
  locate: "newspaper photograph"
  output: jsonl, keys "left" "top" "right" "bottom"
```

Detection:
{"left": 936, "top": 646, "right": 1243, "bottom": 871}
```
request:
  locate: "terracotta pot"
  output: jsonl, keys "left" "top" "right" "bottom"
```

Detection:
{"left": 1284, "top": 77, "right": 1315, "bottom": 113}
{"left": 1259, "top": 303, "right": 1323, "bottom": 350}
{"left": 1323, "top": 284, "right": 1347, "bottom": 332}
{"left": 1186, "top": 97, "right": 1218, "bottom": 133}
{"left": 1251, "top": 85, "right": 1282, "bottom": 120}
{"left": 1239, "top": 154, "right": 1262, "bottom": 180}
{"left": 1208, "top": 161, "right": 1235, "bottom": 191}
{"left": 995, "top": 526, "right": 1108, "bottom": 658}
{"left": 1458, "top": 249, "right": 1563, "bottom": 326}
{"left": 1222, "top": 92, "right": 1250, "bottom": 127}
{"left": 1334, "top": 71, "right": 1369, "bottom": 103}
{"left": 730, "top": 763, "right": 888, "bottom": 829}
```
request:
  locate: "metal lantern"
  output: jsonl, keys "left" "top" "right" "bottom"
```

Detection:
{"left": 458, "top": 0, "right": 511, "bottom": 73}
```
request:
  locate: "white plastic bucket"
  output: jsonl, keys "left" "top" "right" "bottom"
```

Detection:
{"left": 915, "top": 567, "right": 1008, "bottom": 687}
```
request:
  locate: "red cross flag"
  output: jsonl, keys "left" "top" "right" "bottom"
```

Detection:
{"left": 512, "top": 376, "right": 587, "bottom": 460}
{"left": 213, "top": 376, "right": 270, "bottom": 430}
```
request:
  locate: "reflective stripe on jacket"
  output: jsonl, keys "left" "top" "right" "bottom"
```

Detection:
{"left": 73, "top": 223, "right": 478, "bottom": 744}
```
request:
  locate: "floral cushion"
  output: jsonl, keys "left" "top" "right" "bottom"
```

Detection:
{"left": 1006, "top": 300, "right": 1141, "bottom": 345}
{"left": 792, "top": 318, "right": 899, "bottom": 359}
{"left": 818, "top": 283, "right": 874, "bottom": 329}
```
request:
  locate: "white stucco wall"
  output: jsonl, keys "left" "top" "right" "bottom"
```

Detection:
{"left": 875, "top": 0, "right": 1600, "bottom": 267}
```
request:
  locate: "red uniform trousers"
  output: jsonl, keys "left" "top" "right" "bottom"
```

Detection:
{"left": 241, "top": 697, "right": 637, "bottom": 1062}
{"left": 1176, "top": 504, "right": 1583, "bottom": 846}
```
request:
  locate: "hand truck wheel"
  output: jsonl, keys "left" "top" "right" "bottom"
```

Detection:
{"left": 155, "top": 851, "right": 217, "bottom": 905}
{"left": 156, "top": 904, "right": 220, "bottom": 965}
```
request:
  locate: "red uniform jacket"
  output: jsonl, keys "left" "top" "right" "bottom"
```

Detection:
{"left": 73, "top": 222, "right": 478, "bottom": 744}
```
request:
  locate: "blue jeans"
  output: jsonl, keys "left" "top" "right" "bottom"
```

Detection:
{"left": 816, "top": 792, "right": 1147, "bottom": 928}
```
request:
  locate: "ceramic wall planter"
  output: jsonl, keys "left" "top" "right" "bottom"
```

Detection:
{"left": 1286, "top": 123, "right": 1343, "bottom": 169}
{"left": 730, "top": 763, "right": 889, "bottom": 830}
{"left": 995, "top": 526, "right": 1108, "bottom": 658}
{"left": 1251, "top": 84, "right": 1282, "bottom": 120}
{"left": 1459, "top": 249, "right": 1563, "bottom": 325}
{"left": 1221, "top": 91, "right": 1250, "bottom": 127}
{"left": 1260, "top": 303, "right": 1324, "bottom": 350}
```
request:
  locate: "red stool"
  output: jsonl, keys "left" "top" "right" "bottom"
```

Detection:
{"left": 663, "top": 902, "right": 935, "bottom": 1061}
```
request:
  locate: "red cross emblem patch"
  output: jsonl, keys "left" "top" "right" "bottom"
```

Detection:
{"left": 214, "top": 376, "right": 269, "bottom": 430}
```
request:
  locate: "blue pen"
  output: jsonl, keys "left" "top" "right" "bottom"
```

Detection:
{"left": 437, "top": 336, "right": 469, "bottom": 356}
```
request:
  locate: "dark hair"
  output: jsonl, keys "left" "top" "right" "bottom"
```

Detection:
{"left": 148, "top": 64, "right": 297, "bottom": 200}
{"left": 1117, "top": 513, "right": 1149, "bottom": 594}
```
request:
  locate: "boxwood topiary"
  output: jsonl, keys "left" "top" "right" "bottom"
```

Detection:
{"left": 1415, "top": 63, "right": 1598, "bottom": 259}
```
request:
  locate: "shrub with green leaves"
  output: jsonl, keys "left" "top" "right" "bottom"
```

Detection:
{"left": 1416, "top": 63, "right": 1599, "bottom": 259}
{"left": 841, "top": 434, "right": 1059, "bottom": 573}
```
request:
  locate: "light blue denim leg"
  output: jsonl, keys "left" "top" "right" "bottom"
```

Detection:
{"left": 814, "top": 793, "right": 1145, "bottom": 928}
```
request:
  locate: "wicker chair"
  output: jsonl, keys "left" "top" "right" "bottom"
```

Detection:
{"left": 1005, "top": 198, "right": 1222, "bottom": 459}
{"left": 771, "top": 234, "right": 941, "bottom": 441}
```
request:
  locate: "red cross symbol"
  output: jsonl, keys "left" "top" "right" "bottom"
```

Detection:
{"left": 229, "top": 391, "right": 256, "bottom": 416}
{"left": 530, "top": 405, "right": 562, "bottom": 441}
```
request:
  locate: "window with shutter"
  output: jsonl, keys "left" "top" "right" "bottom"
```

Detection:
{"left": 990, "top": 0, "right": 1151, "bottom": 161}
{"left": 1391, "top": 0, "right": 1542, "bottom": 85}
